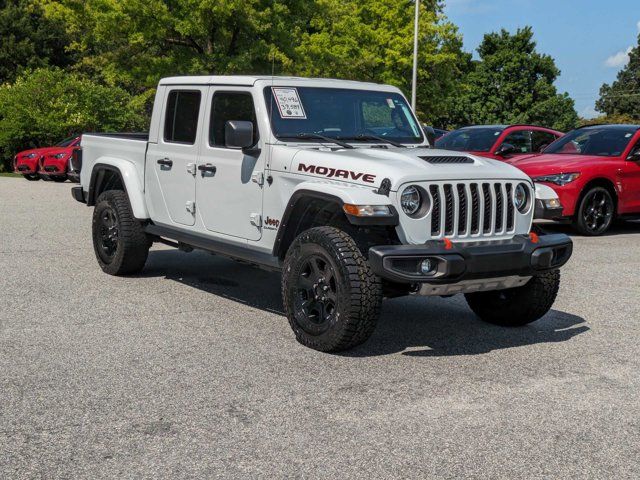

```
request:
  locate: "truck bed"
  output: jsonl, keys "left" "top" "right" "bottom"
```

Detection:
{"left": 79, "top": 133, "right": 149, "bottom": 192}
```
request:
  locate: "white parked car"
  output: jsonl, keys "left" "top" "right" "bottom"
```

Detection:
{"left": 72, "top": 76, "right": 572, "bottom": 352}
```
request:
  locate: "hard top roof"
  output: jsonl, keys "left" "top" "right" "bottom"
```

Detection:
{"left": 158, "top": 75, "right": 394, "bottom": 90}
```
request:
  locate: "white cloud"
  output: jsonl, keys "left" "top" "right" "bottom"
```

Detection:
{"left": 605, "top": 46, "right": 632, "bottom": 68}
{"left": 580, "top": 106, "right": 599, "bottom": 120}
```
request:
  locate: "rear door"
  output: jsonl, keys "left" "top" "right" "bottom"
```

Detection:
{"left": 146, "top": 87, "right": 207, "bottom": 226}
{"left": 196, "top": 88, "right": 264, "bottom": 241}
{"left": 531, "top": 129, "right": 561, "bottom": 153}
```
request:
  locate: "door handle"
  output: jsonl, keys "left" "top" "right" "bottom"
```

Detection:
{"left": 157, "top": 158, "right": 173, "bottom": 167}
{"left": 198, "top": 164, "right": 217, "bottom": 176}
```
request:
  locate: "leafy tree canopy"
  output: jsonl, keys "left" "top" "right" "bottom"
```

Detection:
{"left": 0, "top": 0, "right": 74, "bottom": 83}
{"left": 0, "top": 67, "right": 146, "bottom": 169}
{"left": 596, "top": 34, "right": 640, "bottom": 120}
{"left": 37, "top": 0, "right": 316, "bottom": 91}
{"left": 294, "top": 0, "right": 468, "bottom": 126}
{"left": 452, "top": 27, "right": 578, "bottom": 132}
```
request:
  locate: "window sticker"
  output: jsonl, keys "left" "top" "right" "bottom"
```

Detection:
{"left": 272, "top": 87, "right": 307, "bottom": 119}
{"left": 386, "top": 98, "right": 396, "bottom": 108}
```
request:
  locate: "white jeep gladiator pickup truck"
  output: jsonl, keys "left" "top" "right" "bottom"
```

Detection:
{"left": 72, "top": 75, "right": 572, "bottom": 352}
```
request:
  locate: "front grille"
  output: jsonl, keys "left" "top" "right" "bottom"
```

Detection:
{"left": 426, "top": 181, "right": 520, "bottom": 239}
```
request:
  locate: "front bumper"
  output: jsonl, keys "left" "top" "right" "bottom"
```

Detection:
{"left": 534, "top": 199, "right": 564, "bottom": 220}
{"left": 368, "top": 233, "right": 572, "bottom": 284}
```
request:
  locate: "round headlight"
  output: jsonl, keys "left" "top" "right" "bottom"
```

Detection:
{"left": 401, "top": 186, "right": 422, "bottom": 215}
{"left": 514, "top": 183, "right": 530, "bottom": 213}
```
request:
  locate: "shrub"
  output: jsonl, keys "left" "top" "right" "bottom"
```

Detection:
{"left": 0, "top": 67, "right": 148, "bottom": 170}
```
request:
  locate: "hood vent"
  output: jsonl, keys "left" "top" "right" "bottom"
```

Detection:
{"left": 419, "top": 156, "right": 474, "bottom": 164}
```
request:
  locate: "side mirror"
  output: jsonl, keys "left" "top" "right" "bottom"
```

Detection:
{"left": 225, "top": 120, "right": 254, "bottom": 149}
{"left": 496, "top": 143, "right": 516, "bottom": 157}
{"left": 627, "top": 150, "right": 640, "bottom": 162}
{"left": 422, "top": 125, "right": 436, "bottom": 146}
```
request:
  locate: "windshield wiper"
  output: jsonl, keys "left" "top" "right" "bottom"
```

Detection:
{"left": 342, "top": 134, "right": 406, "bottom": 148}
{"left": 293, "top": 133, "right": 354, "bottom": 149}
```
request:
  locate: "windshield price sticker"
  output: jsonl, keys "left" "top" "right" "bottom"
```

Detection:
{"left": 272, "top": 87, "right": 307, "bottom": 119}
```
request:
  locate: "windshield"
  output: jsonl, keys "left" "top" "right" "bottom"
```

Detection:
{"left": 264, "top": 87, "right": 423, "bottom": 144}
{"left": 56, "top": 136, "right": 78, "bottom": 147}
{"left": 543, "top": 126, "right": 638, "bottom": 156}
{"left": 435, "top": 127, "right": 504, "bottom": 152}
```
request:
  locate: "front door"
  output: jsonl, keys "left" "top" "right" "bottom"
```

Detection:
{"left": 196, "top": 89, "right": 264, "bottom": 241}
{"left": 619, "top": 136, "right": 640, "bottom": 214}
{"left": 146, "top": 87, "right": 206, "bottom": 226}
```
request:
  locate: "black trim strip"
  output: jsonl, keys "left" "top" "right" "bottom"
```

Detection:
{"left": 145, "top": 223, "right": 281, "bottom": 270}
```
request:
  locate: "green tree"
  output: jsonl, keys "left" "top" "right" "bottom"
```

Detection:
{"left": 0, "top": 0, "right": 74, "bottom": 83}
{"left": 294, "top": 0, "right": 468, "bottom": 126}
{"left": 0, "top": 68, "right": 146, "bottom": 170}
{"left": 453, "top": 27, "right": 578, "bottom": 131}
{"left": 37, "top": 0, "right": 315, "bottom": 91}
{"left": 596, "top": 34, "right": 640, "bottom": 120}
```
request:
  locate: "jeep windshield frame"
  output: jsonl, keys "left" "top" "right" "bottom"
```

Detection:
{"left": 263, "top": 86, "right": 424, "bottom": 145}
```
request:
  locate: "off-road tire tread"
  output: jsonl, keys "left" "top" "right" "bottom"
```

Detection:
{"left": 93, "top": 190, "right": 150, "bottom": 275}
{"left": 464, "top": 270, "right": 560, "bottom": 326}
{"left": 282, "top": 226, "right": 382, "bottom": 352}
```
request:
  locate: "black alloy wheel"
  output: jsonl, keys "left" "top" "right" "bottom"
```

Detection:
{"left": 294, "top": 254, "right": 338, "bottom": 336}
{"left": 97, "top": 206, "right": 119, "bottom": 264}
{"left": 575, "top": 187, "right": 614, "bottom": 236}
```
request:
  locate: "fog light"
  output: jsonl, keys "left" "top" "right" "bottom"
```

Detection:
{"left": 420, "top": 258, "right": 437, "bottom": 275}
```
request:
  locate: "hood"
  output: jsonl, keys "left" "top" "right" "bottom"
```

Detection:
{"left": 288, "top": 146, "right": 530, "bottom": 191}
{"left": 508, "top": 153, "right": 617, "bottom": 177}
{"left": 43, "top": 147, "right": 73, "bottom": 157}
{"left": 17, "top": 146, "right": 60, "bottom": 157}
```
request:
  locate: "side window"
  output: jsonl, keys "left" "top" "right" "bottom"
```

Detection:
{"left": 210, "top": 92, "right": 258, "bottom": 147}
{"left": 501, "top": 130, "right": 532, "bottom": 154}
{"left": 532, "top": 130, "right": 558, "bottom": 152}
{"left": 164, "top": 90, "right": 201, "bottom": 144}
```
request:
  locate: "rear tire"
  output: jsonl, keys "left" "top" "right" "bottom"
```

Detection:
{"left": 464, "top": 270, "right": 560, "bottom": 326}
{"left": 92, "top": 190, "right": 150, "bottom": 275}
{"left": 23, "top": 174, "right": 39, "bottom": 181}
{"left": 51, "top": 175, "right": 68, "bottom": 183}
{"left": 282, "top": 226, "right": 382, "bottom": 352}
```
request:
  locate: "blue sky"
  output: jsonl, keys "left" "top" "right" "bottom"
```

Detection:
{"left": 443, "top": 0, "right": 640, "bottom": 118}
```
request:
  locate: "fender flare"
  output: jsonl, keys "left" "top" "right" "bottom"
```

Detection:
{"left": 272, "top": 182, "right": 398, "bottom": 258}
{"left": 88, "top": 159, "right": 149, "bottom": 219}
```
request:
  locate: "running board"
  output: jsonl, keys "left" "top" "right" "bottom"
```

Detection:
{"left": 145, "top": 223, "right": 282, "bottom": 271}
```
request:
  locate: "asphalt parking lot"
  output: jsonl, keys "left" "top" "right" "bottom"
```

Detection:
{"left": 1, "top": 177, "right": 639, "bottom": 479}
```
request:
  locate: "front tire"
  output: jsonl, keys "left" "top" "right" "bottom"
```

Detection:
{"left": 464, "top": 270, "right": 560, "bottom": 326}
{"left": 573, "top": 186, "right": 614, "bottom": 236}
{"left": 282, "top": 226, "right": 382, "bottom": 352}
{"left": 51, "top": 175, "right": 68, "bottom": 183}
{"left": 92, "top": 190, "right": 150, "bottom": 275}
{"left": 23, "top": 174, "right": 39, "bottom": 181}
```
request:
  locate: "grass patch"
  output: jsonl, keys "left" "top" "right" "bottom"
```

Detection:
{"left": 0, "top": 172, "right": 21, "bottom": 178}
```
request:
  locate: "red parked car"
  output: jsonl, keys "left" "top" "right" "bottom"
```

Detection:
{"left": 13, "top": 135, "right": 80, "bottom": 181}
{"left": 509, "top": 124, "right": 640, "bottom": 235}
{"left": 38, "top": 136, "right": 83, "bottom": 183}
{"left": 435, "top": 125, "right": 563, "bottom": 160}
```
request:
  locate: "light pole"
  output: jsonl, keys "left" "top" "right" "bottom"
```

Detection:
{"left": 411, "top": 0, "right": 420, "bottom": 112}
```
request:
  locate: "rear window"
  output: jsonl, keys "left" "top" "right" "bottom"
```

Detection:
{"left": 164, "top": 90, "right": 201, "bottom": 144}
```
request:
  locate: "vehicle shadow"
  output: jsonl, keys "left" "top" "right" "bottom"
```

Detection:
{"left": 142, "top": 249, "right": 589, "bottom": 357}
{"left": 537, "top": 219, "right": 640, "bottom": 237}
